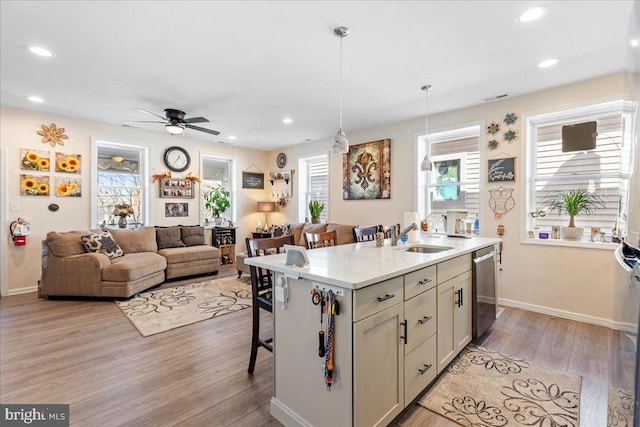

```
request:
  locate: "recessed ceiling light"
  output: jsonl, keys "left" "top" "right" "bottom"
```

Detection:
{"left": 282, "top": 118, "right": 293, "bottom": 124}
{"left": 537, "top": 58, "right": 558, "bottom": 68}
{"left": 28, "top": 46, "right": 54, "bottom": 57}
{"left": 27, "top": 96, "right": 44, "bottom": 103}
{"left": 631, "top": 39, "right": 639, "bottom": 48}
{"left": 517, "top": 6, "right": 548, "bottom": 23}
{"left": 228, "top": 135, "right": 237, "bottom": 140}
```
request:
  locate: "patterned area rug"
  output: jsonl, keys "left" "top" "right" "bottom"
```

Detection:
{"left": 608, "top": 387, "right": 634, "bottom": 427}
{"left": 419, "top": 345, "right": 582, "bottom": 427}
{"left": 116, "top": 277, "right": 252, "bottom": 337}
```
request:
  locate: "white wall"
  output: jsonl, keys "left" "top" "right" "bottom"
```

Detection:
{"left": 0, "top": 106, "right": 270, "bottom": 293}
{"left": 269, "top": 73, "right": 636, "bottom": 327}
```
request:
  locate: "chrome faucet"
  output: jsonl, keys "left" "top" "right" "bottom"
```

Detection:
{"left": 391, "top": 223, "right": 418, "bottom": 246}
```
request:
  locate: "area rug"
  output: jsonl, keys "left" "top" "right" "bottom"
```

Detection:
{"left": 419, "top": 344, "right": 582, "bottom": 427}
{"left": 116, "top": 277, "right": 252, "bottom": 337}
{"left": 608, "top": 386, "right": 634, "bottom": 427}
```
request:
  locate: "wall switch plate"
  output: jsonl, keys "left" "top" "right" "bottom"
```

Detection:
{"left": 10, "top": 202, "right": 19, "bottom": 212}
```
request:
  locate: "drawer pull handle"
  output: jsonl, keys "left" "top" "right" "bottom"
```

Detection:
{"left": 377, "top": 293, "right": 395, "bottom": 303}
{"left": 418, "top": 363, "right": 433, "bottom": 375}
{"left": 418, "top": 316, "right": 432, "bottom": 325}
{"left": 418, "top": 278, "right": 432, "bottom": 285}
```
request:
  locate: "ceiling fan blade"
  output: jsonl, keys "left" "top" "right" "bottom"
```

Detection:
{"left": 123, "top": 120, "right": 166, "bottom": 124}
{"left": 135, "top": 108, "right": 168, "bottom": 121}
{"left": 185, "top": 124, "right": 220, "bottom": 135}
{"left": 183, "top": 117, "right": 209, "bottom": 124}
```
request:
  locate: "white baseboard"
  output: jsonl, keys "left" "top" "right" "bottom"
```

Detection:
{"left": 499, "top": 298, "right": 638, "bottom": 333}
{"left": 270, "top": 397, "right": 312, "bottom": 427}
{"left": 7, "top": 286, "right": 38, "bottom": 296}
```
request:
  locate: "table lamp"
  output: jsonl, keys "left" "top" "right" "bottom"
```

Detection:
{"left": 257, "top": 202, "right": 276, "bottom": 230}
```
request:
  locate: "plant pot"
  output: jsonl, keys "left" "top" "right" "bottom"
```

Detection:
{"left": 311, "top": 217, "right": 320, "bottom": 224}
{"left": 118, "top": 216, "right": 127, "bottom": 229}
{"left": 561, "top": 226, "right": 584, "bottom": 240}
{"left": 214, "top": 217, "right": 223, "bottom": 226}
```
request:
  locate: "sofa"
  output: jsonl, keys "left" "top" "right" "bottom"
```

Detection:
{"left": 236, "top": 222, "right": 357, "bottom": 277}
{"left": 41, "top": 225, "right": 221, "bottom": 298}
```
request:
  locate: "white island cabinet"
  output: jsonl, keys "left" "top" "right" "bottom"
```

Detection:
{"left": 244, "top": 236, "right": 499, "bottom": 427}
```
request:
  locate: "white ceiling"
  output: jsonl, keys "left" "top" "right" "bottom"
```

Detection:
{"left": 0, "top": 1, "right": 635, "bottom": 151}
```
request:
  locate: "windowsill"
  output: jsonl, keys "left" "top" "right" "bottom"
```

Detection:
{"left": 520, "top": 238, "right": 618, "bottom": 251}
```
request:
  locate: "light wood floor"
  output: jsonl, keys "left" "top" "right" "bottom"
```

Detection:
{"left": 1, "top": 266, "right": 631, "bottom": 426}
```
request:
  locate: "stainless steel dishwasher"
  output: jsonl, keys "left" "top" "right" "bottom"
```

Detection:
{"left": 472, "top": 246, "right": 497, "bottom": 340}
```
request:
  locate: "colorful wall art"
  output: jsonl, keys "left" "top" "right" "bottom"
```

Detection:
{"left": 20, "top": 174, "right": 50, "bottom": 196}
{"left": 343, "top": 139, "right": 391, "bottom": 200}
{"left": 20, "top": 149, "right": 50, "bottom": 171}
{"left": 55, "top": 152, "right": 81, "bottom": 173}
{"left": 55, "top": 177, "right": 81, "bottom": 197}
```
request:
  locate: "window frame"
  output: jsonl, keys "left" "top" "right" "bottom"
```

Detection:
{"left": 522, "top": 99, "right": 636, "bottom": 249}
{"left": 91, "top": 139, "right": 149, "bottom": 228}
{"left": 298, "top": 154, "right": 329, "bottom": 223}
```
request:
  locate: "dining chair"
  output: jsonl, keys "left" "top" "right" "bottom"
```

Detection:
{"left": 245, "top": 234, "right": 294, "bottom": 375}
{"left": 353, "top": 226, "right": 379, "bottom": 242}
{"left": 305, "top": 230, "right": 337, "bottom": 249}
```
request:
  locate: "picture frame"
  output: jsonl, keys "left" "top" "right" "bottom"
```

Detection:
{"left": 343, "top": 139, "right": 391, "bottom": 200}
{"left": 242, "top": 171, "right": 265, "bottom": 189}
{"left": 488, "top": 157, "right": 516, "bottom": 182}
{"left": 165, "top": 202, "right": 189, "bottom": 217}
{"left": 159, "top": 178, "right": 195, "bottom": 198}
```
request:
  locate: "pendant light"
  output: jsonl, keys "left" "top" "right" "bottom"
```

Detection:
{"left": 331, "top": 26, "right": 350, "bottom": 154}
{"left": 420, "top": 85, "right": 433, "bottom": 171}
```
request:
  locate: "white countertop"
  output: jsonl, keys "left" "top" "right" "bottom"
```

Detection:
{"left": 244, "top": 235, "right": 500, "bottom": 289}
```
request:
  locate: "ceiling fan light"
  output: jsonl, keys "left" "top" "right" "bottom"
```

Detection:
{"left": 166, "top": 123, "right": 184, "bottom": 135}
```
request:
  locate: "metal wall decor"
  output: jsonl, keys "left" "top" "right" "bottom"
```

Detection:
{"left": 503, "top": 129, "right": 519, "bottom": 143}
{"left": 503, "top": 113, "right": 518, "bottom": 125}
{"left": 488, "top": 187, "right": 515, "bottom": 218}
{"left": 487, "top": 122, "right": 501, "bottom": 135}
{"left": 343, "top": 139, "right": 391, "bottom": 200}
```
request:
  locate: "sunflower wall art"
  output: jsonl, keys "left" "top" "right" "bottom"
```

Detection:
{"left": 20, "top": 175, "right": 50, "bottom": 196}
{"left": 55, "top": 177, "right": 81, "bottom": 197}
{"left": 20, "top": 149, "right": 50, "bottom": 171}
{"left": 55, "top": 152, "right": 81, "bottom": 174}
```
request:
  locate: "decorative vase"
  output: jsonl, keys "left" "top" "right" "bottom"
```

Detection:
{"left": 311, "top": 217, "right": 319, "bottom": 224}
{"left": 561, "top": 226, "right": 584, "bottom": 240}
{"left": 118, "top": 216, "right": 127, "bottom": 229}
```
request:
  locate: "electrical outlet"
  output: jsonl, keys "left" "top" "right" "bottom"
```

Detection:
{"left": 10, "top": 201, "right": 19, "bottom": 211}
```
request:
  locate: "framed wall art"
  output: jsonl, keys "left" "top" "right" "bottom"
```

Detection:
{"left": 159, "top": 178, "right": 195, "bottom": 199}
{"left": 20, "top": 174, "right": 50, "bottom": 196}
{"left": 55, "top": 177, "right": 81, "bottom": 197}
{"left": 488, "top": 157, "right": 516, "bottom": 182}
{"left": 343, "top": 139, "right": 391, "bottom": 200}
{"left": 55, "top": 152, "right": 81, "bottom": 173}
{"left": 21, "top": 148, "right": 50, "bottom": 171}
{"left": 242, "top": 171, "right": 265, "bottom": 189}
{"left": 165, "top": 202, "right": 189, "bottom": 217}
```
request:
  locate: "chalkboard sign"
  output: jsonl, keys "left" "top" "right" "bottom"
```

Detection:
{"left": 488, "top": 157, "right": 515, "bottom": 182}
{"left": 242, "top": 172, "right": 265, "bottom": 189}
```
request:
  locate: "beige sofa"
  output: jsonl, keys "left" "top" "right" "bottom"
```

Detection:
{"left": 236, "top": 222, "right": 356, "bottom": 277}
{"left": 41, "top": 226, "right": 220, "bottom": 298}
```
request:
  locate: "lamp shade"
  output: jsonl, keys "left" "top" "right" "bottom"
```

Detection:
{"left": 257, "top": 202, "right": 276, "bottom": 213}
{"left": 166, "top": 123, "right": 184, "bottom": 135}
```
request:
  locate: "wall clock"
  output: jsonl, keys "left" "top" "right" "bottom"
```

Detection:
{"left": 163, "top": 146, "right": 191, "bottom": 172}
{"left": 276, "top": 152, "right": 287, "bottom": 168}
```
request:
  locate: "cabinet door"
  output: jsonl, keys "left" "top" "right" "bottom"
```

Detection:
{"left": 436, "top": 279, "right": 455, "bottom": 373}
{"left": 454, "top": 271, "right": 472, "bottom": 352}
{"left": 354, "top": 303, "right": 404, "bottom": 427}
{"left": 404, "top": 287, "right": 436, "bottom": 354}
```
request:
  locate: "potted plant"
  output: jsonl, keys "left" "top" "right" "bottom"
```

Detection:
{"left": 203, "top": 186, "right": 231, "bottom": 225}
{"left": 308, "top": 199, "right": 324, "bottom": 224}
{"left": 544, "top": 188, "right": 604, "bottom": 240}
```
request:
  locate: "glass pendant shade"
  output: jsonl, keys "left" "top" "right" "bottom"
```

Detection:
{"left": 332, "top": 128, "right": 349, "bottom": 154}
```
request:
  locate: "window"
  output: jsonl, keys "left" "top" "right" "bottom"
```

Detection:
{"left": 201, "top": 155, "right": 235, "bottom": 223}
{"left": 93, "top": 141, "right": 148, "bottom": 227}
{"left": 526, "top": 100, "right": 636, "bottom": 241}
{"left": 419, "top": 126, "right": 481, "bottom": 232}
{"left": 298, "top": 155, "right": 328, "bottom": 223}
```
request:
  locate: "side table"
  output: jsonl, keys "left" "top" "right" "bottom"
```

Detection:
{"left": 219, "top": 244, "right": 235, "bottom": 265}
{"left": 252, "top": 232, "right": 272, "bottom": 239}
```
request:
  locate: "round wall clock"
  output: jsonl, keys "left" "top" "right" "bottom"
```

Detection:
{"left": 164, "top": 146, "right": 191, "bottom": 172}
{"left": 276, "top": 152, "right": 287, "bottom": 168}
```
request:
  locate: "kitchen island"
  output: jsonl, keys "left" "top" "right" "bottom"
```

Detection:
{"left": 245, "top": 235, "right": 500, "bottom": 427}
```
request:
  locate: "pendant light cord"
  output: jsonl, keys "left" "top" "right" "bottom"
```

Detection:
{"left": 339, "top": 33, "right": 344, "bottom": 130}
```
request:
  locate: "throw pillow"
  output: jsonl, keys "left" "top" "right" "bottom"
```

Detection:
{"left": 81, "top": 231, "right": 124, "bottom": 259}
{"left": 269, "top": 224, "right": 290, "bottom": 237}
{"left": 155, "top": 226, "right": 185, "bottom": 249}
{"left": 181, "top": 226, "right": 205, "bottom": 246}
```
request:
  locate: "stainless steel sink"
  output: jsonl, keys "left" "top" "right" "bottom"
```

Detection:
{"left": 403, "top": 245, "right": 454, "bottom": 254}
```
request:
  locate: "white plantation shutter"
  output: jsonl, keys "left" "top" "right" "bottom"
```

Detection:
{"left": 529, "top": 103, "right": 633, "bottom": 234}
{"left": 305, "top": 156, "right": 328, "bottom": 223}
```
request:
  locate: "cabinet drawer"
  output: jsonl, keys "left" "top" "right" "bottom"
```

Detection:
{"left": 437, "top": 253, "right": 471, "bottom": 284}
{"left": 353, "top": 276, "right": 403, "bottom": 322}
{"left": 404, "top": 287, "right": 437, "bottom": 354}
{"left": 404, "top": 265, "right": 436, "bottom": 300}
{"left": 404, "top": 333, "right": 437, "bottom": 403}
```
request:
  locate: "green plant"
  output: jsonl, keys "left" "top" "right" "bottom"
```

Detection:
{"left": 203, "top": 186, "right": 231, "bottom": 218}
{"left": 308, "top": 199, "right": 324, "bottom": 220}
{"left": 544, "top": 188, "right": 604, "bottom": 227}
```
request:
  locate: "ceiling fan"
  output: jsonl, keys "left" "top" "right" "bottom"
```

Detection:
{"left": 125, "top": 108, "right": 220, "bottom": 136}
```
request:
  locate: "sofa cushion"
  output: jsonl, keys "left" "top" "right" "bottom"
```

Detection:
{"left": 181, "top": 226, "right": 205, "bottom": 246}
{"left": 46, "top": 230, "right": 89, "bottom": 257}
{"left": 326, "top": 223, "right": 356, "bottom": 245}
{"left": 269, "top": 224, "right": 290, "bottom": 237}
{"left": 158, "top": 245, "right": 220, "bottom": 264}
{"left": 302, "top": 223, "right": 328, "bottom": 247}
{"left": 110, "top": 227, "right": 158, "bottom": 253}
{"left": 156, "top": 226, "right": 185, "bottom": 249}
{"left": 288, "top": 223, "right": 306, "bottom": 246}
{"left": 102, "top": 252, "right": 167, "bottom": 282}
{"left": 81, "top": 231, "right": 124, "bottom": 259}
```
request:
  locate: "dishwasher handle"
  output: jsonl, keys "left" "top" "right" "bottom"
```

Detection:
{"left": 473, "top": 251, "right": 495, "bottom": 264}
